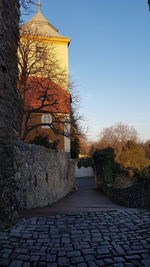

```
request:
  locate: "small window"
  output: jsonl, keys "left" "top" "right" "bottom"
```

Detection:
{"left": 41, "top": 114, "right": 52, "bottom": 128}
{"left": 36, "top": 46, "right": 46, "bottom": 60}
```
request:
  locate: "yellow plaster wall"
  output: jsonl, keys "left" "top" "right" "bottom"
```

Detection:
{"left": 24, "top": 113, "right": 65, "bottom": 151}
{"left": 19, "top": 35, "right": 70, "bottom": 91}
{"left": 46, "top": 40, "right": 70, "bottom": 90}
{"left": 50, "top": 42, "right": 69, "bottom": 77}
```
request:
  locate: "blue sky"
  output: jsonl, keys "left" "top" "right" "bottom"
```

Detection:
{"left": 23, "top": 0, "right": 150, "bottom": 142}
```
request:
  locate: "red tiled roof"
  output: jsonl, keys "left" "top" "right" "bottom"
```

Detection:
{"left": 21, "top": 77, "right": 70, "bottom": 113}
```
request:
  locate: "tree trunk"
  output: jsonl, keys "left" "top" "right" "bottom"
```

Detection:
{"left": 0, "top": 0, "right": 20, "bottom": 225}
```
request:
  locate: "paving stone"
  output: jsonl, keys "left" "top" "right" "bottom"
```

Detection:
{"left": 46, "top": 255, "right": 56, "bottom": 262}
{"left": 47, "top": 264, "right": 57, "bottom": 267}
{"left": 22, "top": 234, "right": 32, "bottom": 239}
{"left": 9, "top": 233, "right": 22, "bottom": 238}
{"left": 1, "top": 248, "right": 12, "bottom": 254}
{"left": 142, "top": 254, "right": 150, "bottom": 259}
{"left": 104, "top": 258, "right": 114, "bottom": 264}
{"left": 9, "top": 260, "right": 23, "bottom": 267}
{"left": 64, "top": 245, "right": 73, "bottom": 251}
{"left": 26, "top": 240, "right": 34, "bottom": 245}
{"left": 77, "top": 263, "right": 88, "bottom": 267}
{"left": 67, "top": 250, "right": 81, "bottom": 257}
{"left": 97, "top": 247, "right": 110, "bottom": 254}
{"left": 58, "top": 250, "right": 66, "bottom": 256}
{"left": 30, "top": 255, "right": 40, "bottom": 261}
{"left": 134, "top": 249, "right": 149, "bottom": 255}
{"left": 124, "top": 264, "right": 134, "bottom": 267}
{"left": 114, "top": 245, "right": 125, "bottom": 256}
{"left": 15, "top": 248, "right": 28, "bottom": 254}
{"left": 84, "top": 254, "right": 95, "bottom": 261}
{"left": 2, "top": 253, "right": 11, "bottom": 259}
{"left": 114, "top": 257, "right": 125, "bottom": 263}
{"left": 95, "top": 259, "right": 105, "bottom": 266}
{"left": 61, "top": 237, "right": 70, "bottom": 244}
{"left": 131, "top": 260, "right": 142, "bottom": 266}
{"left": 113, "top": 264, "right": 124, "bottom": 267}
{"left": 125, "top": 255, "right": 141, "bottom": 260}
{"left": 142, "top": 259, "right": 150, "bottom": 267}
{"left": 82, "top": 249, "right": 95, "bottom": 255}
{"left": 0, "top": 232, "right": 7, "bottom": 239}
{"left": 17, "top": 254, "right": 30, "bottom": 261}
{"left": 88, "top": 261, "right": 98, "bottom": 267}
{"left": 71, "top": 256, "right": 85, "bottom": 264}
{"left": 10, "top": 253, "right": 20, "bottom": 260}
{"left": 57, "top": 257, "right": 70, "bottom": 266}
{"left": 0, "top": 259, "right": 10, "bottom": 266}
{"left": 131, "top": 245, "right": 144, "bottom": 250}
{"left": 143, "top": 244, "right": 150, "bottom": 249}
{"left": 23, "top": 263, "right": 30, "bottom": 267}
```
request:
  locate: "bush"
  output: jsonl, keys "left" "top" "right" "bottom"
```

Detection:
{"left": 28, "top": 135, "right": 59, "bottom": 150}
{"left": 77, "top": 157, "right": 93, "bottom": 168}
{"left": 134, "top": 166, "right": 150, "bottom": 182}
{"left": 71, "top": 137, "right": 80, "bottom": 159}
{"left": 93, "top": 148, "right": 120, "bottom": 185}
{"left": 119, "top": 140, "right": 150, "bottom": 170}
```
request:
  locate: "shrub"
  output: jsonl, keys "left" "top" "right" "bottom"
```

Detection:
{"left": 93, "top": 148, "right": 120, "bottom": 185}
{"left": 119, "top": 140, "right": 150, "bottom": 170}
{"left": 29, "top": 135, "right": 59, "bottom": 150}
{"left": 71, "top": 137, "right": 80, "bottom": 159}
{"left": 134, "top": 166, "right": 150, "bottom": 182}
{"left": 77, "top": 157, "right": 93, "bottom": 168}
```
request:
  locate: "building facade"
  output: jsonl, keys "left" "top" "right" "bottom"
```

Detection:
{"left": 19, "top": 0, "right": 71, "bottom": 152}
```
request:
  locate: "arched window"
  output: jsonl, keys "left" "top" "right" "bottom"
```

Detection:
{"left": 41, "top": 114, "right": 52, "bottom": 128}
{"left": 36, "top": 46, "right": 46, "bottom": 60}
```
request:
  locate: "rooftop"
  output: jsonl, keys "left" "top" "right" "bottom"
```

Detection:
{"left": 22, "top": 0, "right": 70, "bottom": 40}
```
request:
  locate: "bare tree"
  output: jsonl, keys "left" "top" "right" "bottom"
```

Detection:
{"left": 119, "top": 140, "right": 150, "bottom": 170}
{"left": 148, "top": 0, "right": 150, "bottom": 11}
{"left": 140, "top": 140, "right": 150, "bottom": 159}
{"left": 92, "top": 122, "right": 138, "bottom": 161}
{"left": 18, "top": 27, "right": 79, "bottom": 143}
{"left": 79, "top": 135, "right": 90, "bottom": 156}
{"left": 20, "top": 0, "right": 36, "bottom": 16}
{"left": 69, "top": 80, "right": 87, "bottom": 157}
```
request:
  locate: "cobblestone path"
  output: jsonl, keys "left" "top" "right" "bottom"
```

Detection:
{"left": 0, "top": 209, "right": 150, "bottom": 266}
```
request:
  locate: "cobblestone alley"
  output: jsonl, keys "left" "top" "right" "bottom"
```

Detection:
{"left": 0, "top": 177, "right": 150, "bottom": 266}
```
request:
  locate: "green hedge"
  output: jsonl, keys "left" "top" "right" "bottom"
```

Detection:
{"left": 93, "top": 148, "right": 119, "bottom": 184}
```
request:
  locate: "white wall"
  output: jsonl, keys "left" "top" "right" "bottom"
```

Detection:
{"left": 75, "top": 165, "right": 94, "bottom": 177}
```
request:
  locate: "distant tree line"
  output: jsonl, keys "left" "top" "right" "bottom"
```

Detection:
{"left": 79, "top": 122, "right": 150, "bottom": 186}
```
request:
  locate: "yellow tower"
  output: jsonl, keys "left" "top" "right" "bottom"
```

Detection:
{"left": 19, "top": 0, "right": 71, "bottom": 152}
{"left": 22, "top": 0, "right": 71, "bottom": 90}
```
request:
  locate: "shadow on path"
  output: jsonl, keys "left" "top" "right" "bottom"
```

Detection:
{"left": 20, "top": 187, "right": 126, "bottom": 218}
{"left": 2, "top": 177, "right": 149, "bottom": 267}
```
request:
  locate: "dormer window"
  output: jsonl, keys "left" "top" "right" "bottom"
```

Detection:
{"left": 36, "top": 46, "right": 46, "bottom": 60}
{"left": 41, "top": 114, "right": 52, "bottom": 128}
{"left": 38, "top": 96, "right": 45, "bottom": 101}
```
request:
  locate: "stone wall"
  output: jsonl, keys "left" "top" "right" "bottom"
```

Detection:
{"left": 0, "top": 0, "right": 20, "bottom": 225}
{"left": 14, "top": 142, "right": 75, "bottom": 210}
{"left": 0, "top": 0, "right": 20, "bottom": 144}
{"left": 100, "top": 181, "right": 150, "bottom": 209}
{"left": 0, "top": 1, "right": 74, "bottom": 225}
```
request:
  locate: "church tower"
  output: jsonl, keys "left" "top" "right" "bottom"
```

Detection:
{"left": 19, "top": 1, "right": 71, "bottom": 152}
{"left": 22, "top": 0, "right": 71, "bottom": 90}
